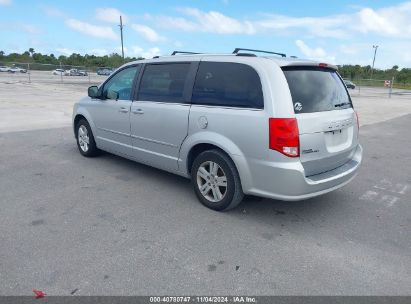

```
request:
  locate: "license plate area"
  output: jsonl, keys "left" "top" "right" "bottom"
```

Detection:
{"left": 324, "top": 127, "right": 353, "bottom": 152}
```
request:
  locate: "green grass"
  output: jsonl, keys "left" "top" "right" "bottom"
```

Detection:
{"left": 393, "top": 83, "right": 411, "bottom": 90}
{"left": 354, "top": 79, "right": 386, "bottom": 87}
{"left": 352, "top": 79, "right": 411, "bottom": 90}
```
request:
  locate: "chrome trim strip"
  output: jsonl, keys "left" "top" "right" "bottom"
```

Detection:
{"left": 98, "top": 127, "right": 130, "bottom": 137}
{"left": 96, "top": 136, "right": 133, "bottom": 149}
{"left": 131, "top": 134, "right": 177, "bottom": 148}
{"left": 97, "top": 128, "right": 176, "bottom": 147}
{"left": 131, "top": 145, "right": 178, "bottom": 161}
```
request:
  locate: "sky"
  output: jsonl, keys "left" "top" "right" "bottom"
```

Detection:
{"left": 1, "top": 0, "right": 411, "bottom": 68}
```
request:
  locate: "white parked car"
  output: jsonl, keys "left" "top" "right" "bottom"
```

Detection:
{"left": 53, "top": 69, "right": 66, "bottom": 75}
{"left": 9, "top": 66, "right": 27, "bottom": 73}
{"left": 0, "top": 66, "right": 10, "bottom": 72}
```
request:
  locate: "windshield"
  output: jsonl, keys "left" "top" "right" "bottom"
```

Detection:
{"left": 282, "top": 67, "right": 352, "bottom": 114}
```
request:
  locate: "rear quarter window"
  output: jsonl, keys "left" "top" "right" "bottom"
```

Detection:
{"left": 282, "top": 67, "right": 352, "bottom": 114}
{"left": 192, "top": 62, "right": 264, "bottom": 109}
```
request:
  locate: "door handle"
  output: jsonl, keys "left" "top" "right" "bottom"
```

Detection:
{"left": 119, "top": 107, "right": 129, "bottom": 113}
{"left": 132, "top": 108, "right": 144, "bottom": 114}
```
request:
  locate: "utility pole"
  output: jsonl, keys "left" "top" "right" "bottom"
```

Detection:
{"left": 371, "top": 45, "right": 378, "bottom": 80}
{"left": 119, "top": 15, "right": 125, "bottom": 61}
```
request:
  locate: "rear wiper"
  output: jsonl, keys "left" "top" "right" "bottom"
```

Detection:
{"left": 334, "top": 102, "right": 351, "bottom": 108}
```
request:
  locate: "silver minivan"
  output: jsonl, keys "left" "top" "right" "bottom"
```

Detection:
{"left": 73, "top": 49, "right": 362, "bottom": 211}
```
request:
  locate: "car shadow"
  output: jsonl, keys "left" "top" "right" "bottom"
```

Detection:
{"left": 91, "top": 150, "right": 345, "bottom": 229}
{"left": 230, "top": 192, "right": 343, "bottom": 227}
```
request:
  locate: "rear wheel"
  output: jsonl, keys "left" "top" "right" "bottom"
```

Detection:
{"left": 191, "top": 149, "right": 243, "bottom": 211}
{"left": 75, "top": 119, "right": 99, "bottom": 157}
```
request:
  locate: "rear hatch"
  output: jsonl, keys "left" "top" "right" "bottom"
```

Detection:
{"left": 282, "top": 66, "right": 359, "bottom": 177}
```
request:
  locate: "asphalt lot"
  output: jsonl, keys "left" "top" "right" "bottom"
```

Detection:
{"left": 1, "top": 112, "right": 410, "bottom": 295}
{"left": 0, "top": 79, "right": 410, "bottom": 295}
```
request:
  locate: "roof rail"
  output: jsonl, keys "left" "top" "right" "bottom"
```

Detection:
{"left": 233, "top": 48, "right": 286, "bottom": 58}
{"left": 236, "top": 53, "right": 257, "bottom": 57}
{"left": 171, "top": 51, "right": 200, "bottom": 56}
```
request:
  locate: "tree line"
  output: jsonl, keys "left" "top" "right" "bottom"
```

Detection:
{"left": 0, "top": 48, "right": 142, "bottom": 70}
{"left": 338, "top": 64, "right": 411, "bottom": 85}
{"left": 0, "top": 49, "right": 410, "bottom": 85}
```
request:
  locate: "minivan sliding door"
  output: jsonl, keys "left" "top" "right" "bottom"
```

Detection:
{"left": 130, "top": 62, "right": 197, "bottom": 172}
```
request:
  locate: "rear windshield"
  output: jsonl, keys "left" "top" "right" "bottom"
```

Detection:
{"left": 282, "top": 67, "right": 352, "bottom": 114}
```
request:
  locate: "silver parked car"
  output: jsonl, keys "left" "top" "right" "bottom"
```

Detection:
{"left": 343, "top": 79, "right": 356, "bottom": 89}
{"left": 73, "top": 48, "right": 362, "bottom": 211}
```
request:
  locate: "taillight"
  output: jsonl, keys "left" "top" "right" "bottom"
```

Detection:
{"left": 269, "top": 118, "right": 300, "bottom": 157}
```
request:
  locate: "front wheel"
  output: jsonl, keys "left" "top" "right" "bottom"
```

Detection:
{"left": 75, "top": 119, "right": 99, "bottom": 157}
{"left": 191, "top": 150, "right": 244, "bottom": 211}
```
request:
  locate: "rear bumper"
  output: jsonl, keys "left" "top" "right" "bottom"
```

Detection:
{"left": 236, "top": 144, "right": 363, "bottom": 201}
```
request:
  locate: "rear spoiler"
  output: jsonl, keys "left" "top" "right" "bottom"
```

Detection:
{"left": 281, "top": 61, "right": 338, "bottom": 70}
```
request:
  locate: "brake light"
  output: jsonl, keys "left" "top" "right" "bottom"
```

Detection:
{"left": 269, "top": 118, "right": 300, "bottom": 157}
{"left": 319, "top": 63, "right": 328, "bottom": 67}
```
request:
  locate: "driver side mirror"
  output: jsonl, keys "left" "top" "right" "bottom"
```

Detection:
{"left": 88, "top": 86, "right": 100, "bottom": 99}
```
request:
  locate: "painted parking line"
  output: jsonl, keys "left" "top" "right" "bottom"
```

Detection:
{"left": 359, "top": 190, "right": 399, "bottom": 207}
{"left": 373, "top": 179, "right": 409, "bottom": 194}
{"left": 359, "top": 190, "right": 379, "bottom": 201}
{"left": 359, "top": 179, "right": 409, "bottom": 208}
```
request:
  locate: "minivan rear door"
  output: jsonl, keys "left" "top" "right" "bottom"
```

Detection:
{"left": 282, "top": 66, "right": 359, "bottom": 177}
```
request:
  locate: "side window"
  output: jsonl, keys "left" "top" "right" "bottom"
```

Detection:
{"left": 138, "top": 63, "right": 190, "bottom": 103}
{"left": 103, "top": 65, "right": 140, "bottom": 100}
{"left": 192, "top": 62, "right": 264, "bottom": 109}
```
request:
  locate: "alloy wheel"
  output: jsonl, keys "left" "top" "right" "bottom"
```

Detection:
{"left": 78, "top": 125, "right": 90, "bottom": 152}
{"left": 196, "top": 161, "right": 228, "bottom": 202}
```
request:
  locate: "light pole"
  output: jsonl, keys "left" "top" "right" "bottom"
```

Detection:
{"left": 119, "top": 16, "right": 125, "bottom": 61}
{"left": 371, "top": 45, "right": 378, "bottom": 80}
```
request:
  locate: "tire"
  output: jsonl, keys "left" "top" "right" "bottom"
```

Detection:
{"left": 75, "top": 119, "right": 99, "bottom": 157}
{"left": 191, "top": 149, "right": 244, "bottom": 211}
